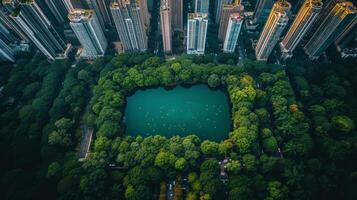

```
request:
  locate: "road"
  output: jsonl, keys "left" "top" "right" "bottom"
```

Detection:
{"left": 238, "top": 38, "right": 246, "bottom": 65}
{"left": 167, "top": 181, "right": 174, "bottom": 200}
{"left": 220, "top": 158, "right": 231, "bottom": 181}
{"left": 78, "top": 125, "right": 93, "bottom": 159}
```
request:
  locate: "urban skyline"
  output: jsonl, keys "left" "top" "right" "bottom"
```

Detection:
{"left": 0, "top": 0, "right": 355, "bottom": 62}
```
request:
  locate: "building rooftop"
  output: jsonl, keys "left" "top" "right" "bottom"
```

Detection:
{"left": 274, "top": 0, "right": 291, "bottom": 16}
{"left": 338, "top": 1, "right": 356, "bottom": 13}
{"left": 308, "top": 0, "right": 323, "bottom": 8}
{"left": 160, "top": 0, "right": 169, "bottom": 10}
{"left": 230, "top": 13, "right": 243, "bottom": 21}
{"left": 19, "top": 0, "right": 34, "bottom": 4}
{"left": 2, "top": 0, "right": 15, "bottom": 4}
{"left": 68, "top": 9, "right": 94, "bottom": 23}
{"left": 188, "top": 13, "right": 208, "bottom": 20}
{"left": 111, "top": 0, "right": 134, "bottom": 8}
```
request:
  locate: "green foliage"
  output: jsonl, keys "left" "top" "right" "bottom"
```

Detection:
{"left": 266, "top": 181, "right": 288, "bottom": 200}
{"left": 226, "top": 160, "right": 242, "bottom": 174}
{"left": 47, "top": 162, "right": 61, "bottom": 178}
{"left": 200, "top": 140, "right": 219, "bottom": 155}
{"left": 263, "top": 136, "right": 278, "bottom": 154}
{"left": 331, "top": 115, "right": 355, "bottom": 133}
{"left": 3, "top": 52, "right": 357, "bottom": 200}
{"left": 175, "top": 158, "right": 188, "bottom": 171}
{"left": 48, "top": 118, "right": 74, "bottom": 147}
{"left": 207, "top": 74, "right": 221, "bottom": 88}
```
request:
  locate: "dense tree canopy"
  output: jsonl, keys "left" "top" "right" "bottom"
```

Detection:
{"left": 1, "top": 52, "right": 356, "bottom": 200}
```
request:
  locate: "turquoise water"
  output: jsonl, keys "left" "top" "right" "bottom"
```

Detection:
{"left": 124, "top": 85, "right": 231, "bottom": 141}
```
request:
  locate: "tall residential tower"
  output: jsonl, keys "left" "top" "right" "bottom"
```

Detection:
{"left": 195, "top": 0, "right": 210, "bottom": 13}
{"left": 187, "top": 13, "right": 208, "bottom": 54}
{"left": 218, "top": 2, "right": 244, "bottom": 42}
{"left": 223, "top": 13, "right": 244, "bottom": 52}
{"left": 253, "top": 0, "right": 274, "bottom": 24}
{"left": 170, "top": 0, "right": 183, "bottom": 30}
{"left": 304, "top": 1, "right": 356, "bottom": 59}
{"left": 11, "top": 0, "right": 67, "bottom": 60}
{"left": 280, "top": 0, "right": 323, "bottom": 59}
{"left": 0, "top": 38, "right": 15, "bottom": 62}
{"left": 85, "top": 0, "right": 112, "bottom": 28}
{"left": 0, "top": 1, "right": 29, "bottom": 41}
{"left": 160, "top": 0, "right": 172, "bottom": 53}
{"left": 255, "top": 0, "right": 291, "bottom": 61}
{"left": 69, "top": 9, "right": 107, "bottom": 58}
{"left": 61, "top": 0, "right": 86, "bottom": 12}
{"left": 215, "top": 0, "right": 233, "bottom": 24}
{"left": 110, "top": 1, "right": 148, "bottom": 52}
{"left": 43, "top": 0, "right": 69, "bottom": 24}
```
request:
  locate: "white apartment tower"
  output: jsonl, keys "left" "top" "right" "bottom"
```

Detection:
{"left": 223, "top": 13, "right": 244, "bottom": 52}
{"left": 187, "top": 13, "right": 208, "bottom": 54}
{"left": 69, "top": 9, "right": 108, "bottom": 58}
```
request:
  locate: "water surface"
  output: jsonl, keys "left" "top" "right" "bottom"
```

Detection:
{"left": 124, "top": 85, "right": 231, "bottom": 141}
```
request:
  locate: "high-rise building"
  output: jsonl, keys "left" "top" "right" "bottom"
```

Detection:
{"left": 61, "top": 0, "right": 86, "bottom": 12}
{"left": 11, "top": 0, "right": 67, "bottom": 60}
{"left": 306, "top": 0, "right": 341, "bottom": 38}
{"left": 110, "top": 1, "right": 148, "bottom": 52}
{"left": 0, "top": 1, "right": 29, "bottom": 42}
{"left": 1, "top": 0, "right": 18, "bottom": 11}
{"left": 187, "top": 13, "right": 208, "bottom": 54}
{"left": 215, "top": 0, "right": 233, "bottom": 24}
{"left": 334, "top": 19, "right": 356, "bottom": 58}
{"left": 335, "top": 17, "right": 356, "bottom": 48}
{"left": 195, "top": 0, "right": 210, "bottom": 13}
{"left": 139, "top": 0, "right": 150, "bottom": 31}
{"left": 223, "top": 13, "right": 243, "bottom": 52}
{"left": 304, "top": 1, "right": 356, "bottom": 59}
{"left": 255, "top": 1, "right": 291, "bottom": 61}
{"left": 69, "top": 9, "right": 107, "bottom": 58}
{"left": 252, "top": 0, "right": 274, "bottom": 24}
{"left": 148, "top": 0, "right": 154, "bottom": 11}
{"left": 0, "top": 23, "right": 16, "bottom": 43}
{"left": 0, "top": 38, "right": 15, "bottom": 62}
{"left": 170, "top": 0, "right": 183, "bottom": 30}
{"left": 43, "top": 0, "right": 69, "bottom": 24}
{"left": 85, "top": 0, "right": 112, "bottom": 28}
{"left": 218, "top": 2, "right": 243, "bottom": 42}
{"left": 280, "top": 0, "right": 323, "bottom": 60}
{"left": 160, "top": 0, "right": 172, "bottom": 53}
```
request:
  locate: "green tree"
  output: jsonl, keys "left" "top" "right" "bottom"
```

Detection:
{"left": 207, "top": 74, "right": 221, "bottom": 88}
{"left": 155, "top": 151, "right": 177, "bottom": 169}
{"left": 47, "top": 162, "right": 61, "bottom": 178}
{"left": 200, "top": 140, "right": 219, "bottom": 155}
{"left": 266, "top": 181, "right": 288, "bottom": 200}
{"left": 331, "top": 115, "right": 355, "bottom": 133}
{"left": 226, "top": 160, "right": 241, "bottom": 174}
{"left": 263, "top": 136, "right": 278, "bottom": 154}
{"left": 175, "top": 158, "right": 188, "bottom": 171}
{"left": 242, "top": 154, "right": 256, "bottom": 171}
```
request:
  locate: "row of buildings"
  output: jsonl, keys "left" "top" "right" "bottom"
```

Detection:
{"left": 0, "top": 0, "right": 151, "bottom": 62}
{"left": 185, "top": 0, "right": 245, "bottom": 54}
{"left": 0, "top": 0, "right": 245, "bottom": 61}
{"left": 254, "top": 0, "right": 356, "bottom": 61}
{"left": 0, "top": 0, "right": 356, "bottom": 62}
